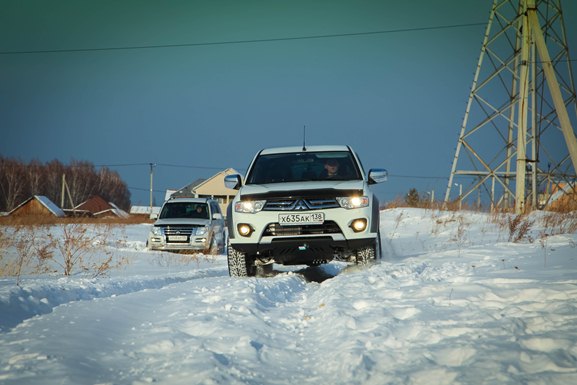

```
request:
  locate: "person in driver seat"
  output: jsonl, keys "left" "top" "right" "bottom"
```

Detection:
{"left": 321, "top": 159, "right": 340, "bottom": 179}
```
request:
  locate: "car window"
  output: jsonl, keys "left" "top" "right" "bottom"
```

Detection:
{"left": 159, "top": 202, "right": 209, "bottom": 219}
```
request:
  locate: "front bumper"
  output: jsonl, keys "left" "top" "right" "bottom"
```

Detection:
{"left": 232, "top": 236, "right": 375, "bottom": 263}
{"left": 228, "top": 205, "right": 377, "bottom": 262}
{"left": 148, "top": 235, "right": 209, "bottom": 251}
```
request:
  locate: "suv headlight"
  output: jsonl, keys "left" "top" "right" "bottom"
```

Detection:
{"left": 194, "top": 226, "right": 208, "bottom": 236}
{"left": 151, "top": 226, "right": 164, "bottom": 236}
{"left": 235, "top": 200, "right": 266, "bottom": 213}
{"left": 337, "top": 196, "right": 369, "bottom": 209}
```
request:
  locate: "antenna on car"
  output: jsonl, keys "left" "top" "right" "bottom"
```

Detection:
{"left": 302, "top": 125, "right": 307, "bottom": 151}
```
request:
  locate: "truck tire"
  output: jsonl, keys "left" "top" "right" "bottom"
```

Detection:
{"left": 355, "top": 243, "right": 376, "bottom": 265}
{"left": 355, "top": 232, "right": 381, "bottom": 265}
{"left": 227, "top": 243, "right": 256, "bottom": 277}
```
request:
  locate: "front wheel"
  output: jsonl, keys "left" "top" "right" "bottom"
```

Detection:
{"left": 227, "top": 243, "right": 256, "bottom": 277}
{"left": 355, "top": 235, "right": 380, "bottom": 265}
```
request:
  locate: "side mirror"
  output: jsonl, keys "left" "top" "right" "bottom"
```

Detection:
{"left": 212, "top": 212, "right": 223, "bottom": 220}
{"left": 224, "top": 174, "right": 243, "bottom": 190}
{"left": 368, "top": 168, "right": 388, "bottom": 185}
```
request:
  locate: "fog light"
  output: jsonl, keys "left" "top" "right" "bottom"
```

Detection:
{"left": 350, "top": 219, "right": 367, "bottom": 232}
{"left": 238, "top": 224, "right": 253, "bottom": 237}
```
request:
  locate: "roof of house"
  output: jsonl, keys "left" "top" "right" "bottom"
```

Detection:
{"left": 130, "top": 206, "right": 161, "bottom": 215}
{"left": 9, "top": 195, "right": 66, "bottom": 217}
{"left": 75, "top": 195, "right": 129, "bottom": 218}
{"left": 170, "top": 168, "right": 240, "bottom": 198}
{"left": 170, "top": 179, "right": 205, "bottom": 198}
{"left": 76, "top": 195, "right": 112, "bottom": 213}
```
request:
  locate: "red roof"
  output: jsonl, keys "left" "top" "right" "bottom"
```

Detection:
{"left": 75, "top": 196, "right": 113, "bottom": 214}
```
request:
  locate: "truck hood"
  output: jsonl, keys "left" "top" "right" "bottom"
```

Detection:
{"left": 153, "top": 218, "right": 210, "bottom": 227}
{"left": 239, "top": 180, "right": 366, "bottom": 198}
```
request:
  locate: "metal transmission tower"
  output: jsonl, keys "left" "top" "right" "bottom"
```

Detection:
{"left": 444, "top": 0, "right": 577, "bottom": 213}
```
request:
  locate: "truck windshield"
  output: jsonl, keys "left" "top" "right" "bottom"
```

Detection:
{"left": 246, "top": 151, "right": 362, "bottom": 184}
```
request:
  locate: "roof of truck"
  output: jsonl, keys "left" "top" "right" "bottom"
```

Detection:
{"left": 258, "top": 145, "right": 351, "bottom": 155}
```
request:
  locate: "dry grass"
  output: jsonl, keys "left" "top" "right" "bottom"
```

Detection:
{"left": 547, "top": 194, "right": 577, "bottom": 213}
{"left": 1, "top": 221, "right": 129, "bottom": 282}
{"left": 507, "top": 214, "right": 535, "bottom": 243}
{"left": 383, "top": 196, "right": 478, "bottom": 212}
{"left": 0, "top": 215, "right": 152, "bottom": 226}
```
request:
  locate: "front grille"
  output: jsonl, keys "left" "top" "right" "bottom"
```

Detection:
{"left": 161, "top": 225, "right": 200, "bottom": 236}
{"left": 264, "top": 198, "right": 339, "bottom": 211}
{"left": 263, "top": 221, "right": 342, "bottom": 236}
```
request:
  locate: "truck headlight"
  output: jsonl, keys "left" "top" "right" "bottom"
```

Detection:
{"left": 235, "top": 200, "right": 266, "bottom": 213}
{"left": 337, "top": 196, "right": 369, "bottom": 209}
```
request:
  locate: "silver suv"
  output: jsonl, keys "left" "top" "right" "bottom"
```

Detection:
{"left": 147, "top": 197, "right": 226, "bottom": 254}
{"left": 224, "top": 145, "right": 387, "bottom": 276}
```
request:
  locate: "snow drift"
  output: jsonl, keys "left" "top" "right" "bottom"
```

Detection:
{"left": 1, "top": 209, "right": 576, "bottom": 385}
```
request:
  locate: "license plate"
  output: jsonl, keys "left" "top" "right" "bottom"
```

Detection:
{"left": 278, "top": 212, "right": 325, "bottom": 226}
{"left": 168, "top": 235, "right": 188, "bottom": 242}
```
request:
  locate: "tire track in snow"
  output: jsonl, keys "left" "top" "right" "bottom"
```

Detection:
{"left": 100, "top": 272, "right": 318, "bottom": 385}
{"left": 0, "top": 266, "right": 228, "bottom": 332}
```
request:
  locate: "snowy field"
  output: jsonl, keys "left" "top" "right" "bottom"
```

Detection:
{"left": 1, "top": 208, "right": 577, "bottom": 385}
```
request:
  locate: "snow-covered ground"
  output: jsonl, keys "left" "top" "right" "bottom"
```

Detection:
{"left": 1, "top": 208, "right": 577, "bottom": 385}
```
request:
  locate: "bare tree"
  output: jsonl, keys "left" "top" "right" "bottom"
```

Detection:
{"left": 44, "top": 159, "right": 66, "bottom": 207}
{"left": 67, "top": 160, "right": 98, "bottom": 207}
{"left": 26, "top": 160, "right": 45, "bottom": 196}
{"left": 0, "top": 157, "right": 131, "bottom": 212}
{"left": 0, "top": 157, "right": 26, "bottom": 212}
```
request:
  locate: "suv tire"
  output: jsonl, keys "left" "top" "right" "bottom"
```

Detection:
{"left": 205, "top": 236, "right": 221, "bottom": 255}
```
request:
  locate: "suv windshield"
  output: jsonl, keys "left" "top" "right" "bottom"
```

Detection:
{"left": 246, "top": 151, "right": 362, "bottom": 184}
{"left": 159, "top": 202, "right": 209, "bottom": 219}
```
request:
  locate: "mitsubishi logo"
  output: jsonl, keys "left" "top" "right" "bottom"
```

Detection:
{"left": 293, "top": 200, "right": 309, "bottom": 211}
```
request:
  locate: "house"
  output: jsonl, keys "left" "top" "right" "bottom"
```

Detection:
{"left": 547, "top": 182, "right": 577, "bottom": 211}
{"left": 168, "top": 168, "right": 241, "bottom": 214}
{"left": 8, "top": 195, "right": 65, "bottom": 217}
{"left": 74, "top": 195, "right": 129, "bottom": 218}
{"left": 130, "top": 205, "right": 161, "bottom": 219}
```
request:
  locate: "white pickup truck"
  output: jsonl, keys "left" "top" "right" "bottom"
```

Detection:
{"left": 224, "top": 145, "right": 387, "bottom": 277}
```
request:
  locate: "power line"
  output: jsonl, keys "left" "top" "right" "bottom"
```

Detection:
{"left": 156, "top": 163, "right": 226, "bottom": 171}
{"left": 128, "top": 186, "right": 165, "bottom": 193}
{"left": 95, "top": 162, "right": 233, "bottom": 170}
{"left": 0, "top": 22, "right": 487, "bottom": 55}
{"left": 90, "top": 162, "right": 462, "bottom": 181}
{"left": 94, "top": 163, "right": 150, "bottom": 168}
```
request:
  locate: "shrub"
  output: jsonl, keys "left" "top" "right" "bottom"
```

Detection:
{"left": 0, "top": 223, "right": 127, "bottom": 281}
{"left": 507, "top": 214, "right": 535, "bottom": 243}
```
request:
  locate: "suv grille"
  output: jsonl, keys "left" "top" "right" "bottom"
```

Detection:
{"left": 263, "top": 221, "right": 342, "bottom": 236}
{"left": 264, "top": 198, "right": 339, "bottom": 211}
{"left": 161, "top": 225, "right": 201, "bottom": 236}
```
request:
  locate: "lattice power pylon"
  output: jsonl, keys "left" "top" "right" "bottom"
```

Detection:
{"left": 444, "top": 0, "right": 577, "bottom": 213}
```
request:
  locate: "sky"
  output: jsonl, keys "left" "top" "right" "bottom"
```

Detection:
{"left": 1, "top": 0, "right": 576, "bottom": 207}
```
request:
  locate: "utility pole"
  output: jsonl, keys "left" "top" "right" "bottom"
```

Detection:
{"left": 149, "top": 163, "right": 156, "bottom": 216}
{"left": 61, "top": 174, "right": 75, "bottom": 214}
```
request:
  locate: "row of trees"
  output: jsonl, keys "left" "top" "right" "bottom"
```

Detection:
{"left": 0, "top": 157, "right": 131, "bottom": 212}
